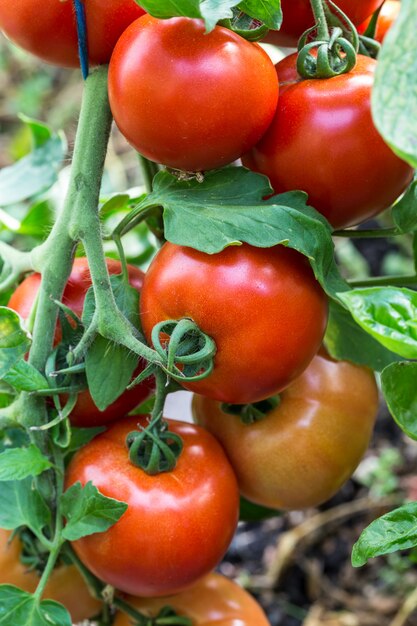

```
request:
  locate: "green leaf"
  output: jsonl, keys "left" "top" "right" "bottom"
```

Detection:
{"left": 0, "top": 586, "right": 71, "bottom": 626}
{"left": 146, "top": 168, "right": 347, "bottom": 298}
{"left": 19, "top": 115, "right": 53, "bottom": 149}
{"left": 0, "top": 445, "right": 52, "bottom": 481}
{"left": 85, "top": 335, "right": 138, "bottom": 410}
{"left": 352, "top": 503, "right": 417, "bottom": 567}
{"left": 239, "top": 0, "right": 282, "bottom": 29}
{"left": 372, "top": 0, "right": 417, "bottom": 167}
{"left": 66, "top": 426, "right": 105, "bottom": 455}
{"left": 324, "top": 300, "right": 401, "bottom": 371}
{"left": 338, "top": 287, "right": 417, "bottom": 359}
{"left": 200, "top": 0, "right": 240, "bottom": 31}
{"left": 391, "top": 178, "right": 417, "bottom": 233}
{"left": 0, "top": 308, "right": 31, "bottom": 379}
{"left": 136, "top": 0, "right": 201, "bottom": 19}
{"left": 0, "top": 130, "right": 66, "bottom": 207}
{"left": 18, "top": 200, "right": 54, "bottom": 237}
{"left": 0, "top": 478, "right": 50, "bottom": 533}
{"left": 381, "top": 361, "right": 417, "bottom": 440}
{"left": 239, "top": 496, "right": 281, "bottom": 522}
{"left": 4, "top": 359, "right": 48, "bottom": 392}
{"left": 61, "top": 481, "right": 128, "bottom": 541}
{"left": 100, "top": 193, "right": 131, "bottom": 215}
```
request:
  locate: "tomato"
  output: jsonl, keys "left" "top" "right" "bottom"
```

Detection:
{"left": 264, "top": 0, "right": 384, "bottom": 47}
{"left": 0, "top": 0, "right": 144, "bottom": 67}
{"left": 358, "top": 1, "right": 401, "bottom": 43}
{"left": 140, "top": 242, "right": 327, "bottom": 405}
{"left": 65, "top": 416, "right": 239, "bottom": 597}
{"left": 113, "top": 573, "right": 270, "bottom": 626}
{"left": 193, "top": 351, "right": 378, "bottom": 510}
{"left": 108, "top": 15, "right": 279, "bottom": 172}
{"left": 242, "top": 54, "right": 414, "bottom": 229}
{"left": 8, "top": 257, "right": 153, "bottom": 427}
{"left": 0, "top": 529, "right": 100, "bottom": 622}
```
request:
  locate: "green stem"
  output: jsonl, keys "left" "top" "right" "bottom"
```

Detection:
{"left": 349, "top": 274, "right": 417, "bottom": 288}
{"left": 333, "top": 227, "right": 401, "bottom": 239}
{"left": 138, "top": 154, "right": 159, "bottom": 194}
{"left": 309, "top": 0, "right": 330, "bottom": 39}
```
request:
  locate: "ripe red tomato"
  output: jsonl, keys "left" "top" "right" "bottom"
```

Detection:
{"left": 265, "top": 0, "right": 384, "bottom": 47}
{"left": 0, "top": 529, "right": 100, "bottom": 622}
{"left": 140, "top": 242, "right": 328, "bottom": 405}
{"left": 193, "top": 351, "right": 379, "bottom": 510}
{"left": 113, "top": 573, "right": 270, "bottom": 626}
{"left": 65, "top": 416, "right": 239, "bottom": 597}
{"left": 242, "top": 54, "right": 413, "bottom": 229}
{"left": 108, "top": 15, "right": 279, "bottom": 172}
{"left": 8, "top": 257, "right": 153, "bottom": 427}
{"left": 0, "top": 0, "right": 144, "bottom": 67}
{"left": 358, "top": 1, "right": 400, "bottom": 43}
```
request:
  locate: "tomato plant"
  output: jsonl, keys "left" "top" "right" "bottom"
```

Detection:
{"left": 108, "top": 14, "right": 279, "bottom": 172}
{"left": 140, "top": 242, "right": 328, "bottom": 404}
{"left": 65, "top": 416, "right": 240, "bottom": 597}
{"left": 265, "top": 0, "right": 384, "bottom": 47}
{"left": 0, "top": 529, "right": 100, "bottom": 623}
{"left": 113, "top": 572, "right": 270, "bottom": 626}
{"left": 193, "top": 351, "right": 379, "bottom": 510}
{"left": 243, "top": 53, "right": 413, "bottom": 229}
{"left": 0, "top": 0, "right": 144, "bottom": 67}
{"left": 8, "top": 257, "right": 153, "bottom": 427}
{"left": 358, "top": 1, "right": 401, "bottom": 43}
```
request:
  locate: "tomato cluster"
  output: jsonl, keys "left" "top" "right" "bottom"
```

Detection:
{"left": 1, "top": 1, "right": 410, "bottom": 624}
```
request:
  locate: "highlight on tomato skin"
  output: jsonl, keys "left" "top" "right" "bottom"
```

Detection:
{"left": 0, "top": 529, "right": 101, "bottom": 623}
{"left": 108, "top": 14, "right": 279, "bottom": 173}
{"left": 8, "top": 257, "right": 153, "bottom": 427}
{"left": 242, "top": 53, "right": 414, "bottom": 230}
{"left": 193, "top": 350, "right": 379, "bottom": 511}
{"left": 65, "top": 416, "right": 240, "bottom": 598}
{"left": 140, "top": 242, "right": 328, "bottom": 405}
{"left": 0, "top": 0, "right": 145, "bottom": 67}
{"left": 113, "top": 572, "right": 271, "bottom": 626}
{"left": 263, "top": 0, "right": 384, "bottom": 47}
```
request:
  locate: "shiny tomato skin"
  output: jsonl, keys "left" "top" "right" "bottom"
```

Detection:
{"left": 265, "top": 0, "right": 384, "bottom": 47}
{"left": 140, "top": 242, "right": 328, "bottom": 405}
{"left": 65, "top": 416, "right": 240, "bottom": 597}
{"left": 242, "top": 54, "right": 413, "bottom": 229}
{"left": 8, "top": 258, "right": 152, "bottom": 427}
{"left": 193, "top": 351, "right": 379, "bottom": 510}
{"left": 113, "top": 573, "right": 270, "bottom": 626}
{"left": 0, "top": 529, "right": 100, "bottom": 622}
{"left": 108, "top": 15, "right": 279, "bottom": 172}
{"left": 0, "top": 0, "right": 144, "bottom": 67}
{"left": 358, "top": 1, "right": 400, "bottom": 43}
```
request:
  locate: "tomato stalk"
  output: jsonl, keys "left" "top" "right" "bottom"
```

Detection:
{"left": 333, "top": 227, "right": 402, "bottom": 238}
{"left": 349, "top": 274, "right": 417, "bottom": 288}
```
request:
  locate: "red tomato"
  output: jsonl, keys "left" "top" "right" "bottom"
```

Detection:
{"left": 8, "top": 257, "right": 153, "bottom": 427}
{"left": 113, "top": 573, "right": 271, "bottom": 626}
{"left": 140, "top": 242, "right": 328, "bottom": 404}
{"left": 108, "top": 15, "right": 279, "bottom": 172}
{"left": 193, "top": 351, "right": 379, "bottom": 510}
{"left": 242, "top": 54, "right": 413, "bottom": 229}
{"left": 265, "top": 0, "right": 384, "bottom": 47}
{"left": 0, "top": 0, "right": 144, "bottom": 67}
{"left": 0, "top": 529, "right": 100, "bottom": 622}
{"left": 65, "top": 416, "right": 239, "bottom": 597}
{"left": 358, "top": 1, "right": 401, "bottom": 43}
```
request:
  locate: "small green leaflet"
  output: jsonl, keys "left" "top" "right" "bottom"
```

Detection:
{"left": 352, "top": 502, "right": 417, "bottom": 567}
{"left": 239, "top": 0, "right": 282, "bottom": 29}
{"left": 324, "top": 300, "right": 401, "bottom": 372}
{"left": 0, "top": 308, "right": 31, "bottom": 379}
{"left": 381, "top": 361, "right": 417, "bottom": 440}
{"left": 0, "top": 586, "right": 71, "bottom": 626}
{"left": 372, "top": 0, "right": 417, "bottom": 168}
{"left": 0, "top": 120, "right": 66, "bottom": 207}
{"left": 0, "top": 478, "right": 50, "bottom": 533}
{"left": 4, "top": 359, "right": 48, "bottom": 393}
{"left": 338, "top": 287, "right": 417, "bottom": 359}
{"left": 391, "top": 178, "right": 417, "bottom": 233}
{"left": 61, "top": 481, "right": 128, "bottom": 541}
{"left": 0, "top": 445, "right": 52, "bottom": 481}
{"left": 138, "top": 168, "right": 347, "bottom": 298}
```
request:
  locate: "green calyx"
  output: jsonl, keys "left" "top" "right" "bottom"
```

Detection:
{"left": 221, "top": 395, "right": 281, "bottom": 425}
